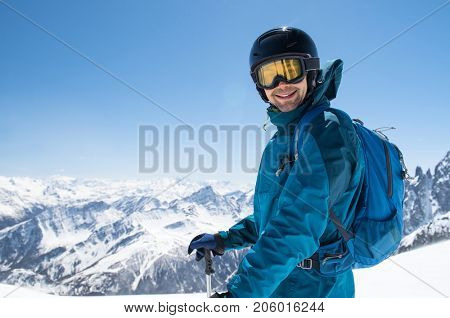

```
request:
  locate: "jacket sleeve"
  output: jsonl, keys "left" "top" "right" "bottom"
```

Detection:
{"left": 227, "top": 116, "right": 357, "bottom": 298}
{"left": 218, "top": 214, "right": 258, "bottom": 251}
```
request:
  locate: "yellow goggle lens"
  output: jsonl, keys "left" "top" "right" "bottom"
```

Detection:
{"left": 257, "top": 58, "right": 303, "bottom": 87}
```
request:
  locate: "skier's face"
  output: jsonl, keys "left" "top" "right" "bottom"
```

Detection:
{"left": 264, "top": 77, "right": 308, "bottom": 112}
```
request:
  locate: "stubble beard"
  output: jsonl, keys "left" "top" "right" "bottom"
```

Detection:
{"left": 271, "top": 87, "right": 306, "bottom": 112}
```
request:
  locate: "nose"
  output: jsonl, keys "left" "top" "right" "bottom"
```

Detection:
{"left": 274, "top": 80, "right": 291, "bottom": 91}
{"left": 270, "top": 75, "right": 290, "bottom": 90}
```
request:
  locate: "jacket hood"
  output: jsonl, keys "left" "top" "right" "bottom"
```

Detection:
{"left": 310, "top": 58, "right": 344, "bottom": 105}
{"left": 267, "top": 58, "right": 344, "bottom": 133}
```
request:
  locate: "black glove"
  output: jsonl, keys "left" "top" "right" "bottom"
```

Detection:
{"left": 210, "top": 291, "right": 232, "bottom": 298}
{"left": 187, "top": 233, "right": 225, "bottom": 261}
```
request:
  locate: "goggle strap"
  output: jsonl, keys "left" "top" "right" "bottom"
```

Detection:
{"left": 303, "top": 57, "right": 320, "bottom": 71}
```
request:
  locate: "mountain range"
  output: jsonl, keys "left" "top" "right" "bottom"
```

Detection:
{"left": 0, "top": 151, "right": 448, "bottom": 295}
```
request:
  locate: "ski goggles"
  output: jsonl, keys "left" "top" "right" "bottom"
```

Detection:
{"left": 251, "top": 54, "right": 320, "bottom": 89}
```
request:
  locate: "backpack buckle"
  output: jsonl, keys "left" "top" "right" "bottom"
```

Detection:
{"left": 297, "top": 258, "right": 313, "bottom": 270}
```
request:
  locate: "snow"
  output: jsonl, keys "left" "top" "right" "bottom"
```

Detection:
{"left": 0, "top": 283, "right": 55, "bottom": 298}
{"left": 37, "top": 215, "right": 93, "bottom": 253}
{"left": 354, "top": 240, "right": 450, "bottom": 297}
{"left": 2, "top": 240, "right": 449, "bottom": 298}
{"left": 400, "top": 211, "right": 450, "bottom": 249}
{"left": 400, "top": 227, "right": 420, "bottom": 247}
{"left": 0, "top": 282, "right": 204, "bottom": 298}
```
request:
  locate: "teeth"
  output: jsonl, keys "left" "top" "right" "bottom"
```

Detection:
{"left": 277, "top": 91, "right": 294, "bottom": 97}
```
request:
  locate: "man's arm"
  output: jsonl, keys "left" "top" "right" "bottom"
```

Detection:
{"left": 218, "top": 214, "right": 258, "bottom": 251}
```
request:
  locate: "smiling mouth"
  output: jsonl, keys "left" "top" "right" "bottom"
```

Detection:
{"left": 275, "top": 90, "right": 296, "bottom": 99}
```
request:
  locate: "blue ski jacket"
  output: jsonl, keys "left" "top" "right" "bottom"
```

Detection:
{"left": 218, "top": 59, "right": 365, "bottom": 298}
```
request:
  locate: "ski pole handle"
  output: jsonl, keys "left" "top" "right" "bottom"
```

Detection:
{"left": 204, "top": 249, "right": 214, "bottom": 275}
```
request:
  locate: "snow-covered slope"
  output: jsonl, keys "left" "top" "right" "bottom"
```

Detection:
{"left": 0, "top": 283, "right": 55, "bottom": 298}
{"left": 354, "top": 240, "right": 450, "bottom": 297}
{"left": 399, "top": 211, "right": 450, "bottom": 252}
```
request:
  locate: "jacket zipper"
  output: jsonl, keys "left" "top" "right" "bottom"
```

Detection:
{"left": 382, "top": 141, "right": 393, "bottom": 197}
{"left": 275, "top": 155, "right": 295, "bottom": 177}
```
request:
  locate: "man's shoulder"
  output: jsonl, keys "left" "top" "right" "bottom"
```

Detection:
{"left": 309, "top": 106, "right": 354, "bottom": 132}
{"left": 309, "top": 107, "right": 355, "bottom": 137}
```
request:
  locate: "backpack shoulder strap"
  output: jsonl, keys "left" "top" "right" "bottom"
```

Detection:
{"left": 293, "top": 105, "right": 355, "bottom": 243}
{"left": 293, "top": 104, "right": 330, "bottom": 160}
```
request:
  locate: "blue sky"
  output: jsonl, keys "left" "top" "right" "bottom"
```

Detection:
{"left": 1, "top": 0, "right": 449, "bottom": 183}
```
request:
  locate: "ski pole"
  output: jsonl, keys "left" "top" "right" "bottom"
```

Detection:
{"left": 204, "top": 248, "right": 214, "bottom": 297}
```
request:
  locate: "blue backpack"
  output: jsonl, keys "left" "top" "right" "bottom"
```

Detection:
{"left": 294, "top": 105, "right": 409, "bottom": 275}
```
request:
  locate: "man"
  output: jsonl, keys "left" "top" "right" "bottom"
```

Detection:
{"left": 188, "top": 27, "right": 365, "bottom": 298}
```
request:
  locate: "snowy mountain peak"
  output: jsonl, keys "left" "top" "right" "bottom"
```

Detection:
{"left": 415, "top": 166, "right": 424, "bottom": 177}
{"left": 185, "top": 185, "right": 218, "bottom": 204}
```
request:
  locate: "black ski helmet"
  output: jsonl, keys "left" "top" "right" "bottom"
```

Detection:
{"left": 249, "top": 26, "right": 320, "bottom": 103}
